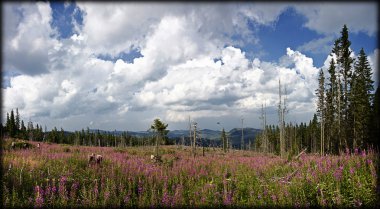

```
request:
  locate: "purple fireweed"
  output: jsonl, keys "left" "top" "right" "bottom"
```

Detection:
{"left": 124, "top": 194, "right": 130, "bottom": 205}
{"left": 58, "top": 176, "right": 68, "bottom": 202}
{"left": 34, "top": 185, "right": 44, "bottom": 208}
{"left": 334, "top": 165, "right": 344, "bottom": 181}
{"left": 271, "top": 194, "right": 277, "bottom": 202}
{"left": 104, "top": 191, "right": 110, "bottom": 203}
{"left": 70, "top": 182, "right": 79, "bottom": 199}
{"left": 223, "top": 192, "right": 233, "bottom": 205}
{"left": 137, "top": 179, "right": 143, "bottom": 196}
{"left": 349, "top": 167, "right": 355, "bottom": 175}
{"left": 162, "top": 190, "right": 171, "bottom": 206}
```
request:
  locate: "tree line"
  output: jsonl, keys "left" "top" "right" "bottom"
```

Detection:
{"left": 1, "top": 110, "right": 174, "bottom": 148}
{"left": 255, "top": 25, "right": 379, "bottom": 156}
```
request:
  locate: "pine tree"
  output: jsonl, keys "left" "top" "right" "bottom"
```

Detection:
{"left": 325, "top": 58, "right": 337, "bottom": 153}
{"left": 333, "top": 25, "right": 354, "bottom": 149}
{"left": 15, "top": 108, "right": 20, "bottom": 133}
{"left": 150, "top": 118, "right": 169, "bottom": 157}
{"left": 9, "top": 109, "right": 16, "bottom": 137}
{"left": 6, "top": 113, "right": 10, "bottom": 133}
{"left": 351, "top": 48, "right": 374, "bottom": 148}
{"left": 316, "top": 68, "right": 325, "bottom": 155}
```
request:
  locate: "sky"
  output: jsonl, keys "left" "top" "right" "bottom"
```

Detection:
{"left": 2, "top": 2, "right": 378, "bottom": 132}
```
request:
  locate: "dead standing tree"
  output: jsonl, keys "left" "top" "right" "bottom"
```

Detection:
{"left": 192, "top": 122, "right": 197, "bottom": 158}
{"left": 260, "top": 102, "right": 268, "bottom": 153}
{"left": 278, "top": 79, "right": 288, "bottom": 159}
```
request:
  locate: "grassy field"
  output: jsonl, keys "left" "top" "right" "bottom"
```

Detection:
{"left": 2, "top": 139, "right": 378, "bottom": 208}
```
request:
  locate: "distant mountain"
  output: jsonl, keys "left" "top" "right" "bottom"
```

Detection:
{"left": 87, "top": 129, "right": 151, "bottom": 137}
{"left": 227, "top": 128, "right": 262, "bottom": 148}
{"left": 83, "top": 128, "right": 261, "bottom": 148}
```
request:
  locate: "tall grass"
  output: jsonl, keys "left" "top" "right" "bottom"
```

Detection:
{"left": 2, "top": 140, "right": 378, "bottom": 208}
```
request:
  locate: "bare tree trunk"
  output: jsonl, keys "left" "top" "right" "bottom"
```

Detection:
{"left": 241, "top": 118, "right": 244, "bottom": 150}
{"left": 193, "top": 123, "right": 197, "bottom": 158}
{"left": 155, "top": 135, "right": 159, "bottom": 156}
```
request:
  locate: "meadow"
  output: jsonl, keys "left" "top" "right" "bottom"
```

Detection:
{"left": 2, "top": 139, "right": 378, "bottom": 208}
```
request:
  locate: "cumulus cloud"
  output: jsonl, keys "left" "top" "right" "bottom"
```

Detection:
{"left": 2, "top": 2, "right": 375, "bottom": 131}
{"left": 129, "top": 46, "right": 319, "bottom": 124}
{"left": 297, "top": 36, "right": 335, "bottom": 55}
{"left": 3, "top": 2, "right": 58, "bottom": 75}
{"left": 368, "top": 49, "right": 379, "bottom": 87}
{"left": 293, "top": 3, "right": 377, "bottom": 36}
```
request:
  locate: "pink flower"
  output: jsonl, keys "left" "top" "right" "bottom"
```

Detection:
{"left": 34, "top": 185, "right": 44, "bottom": 208}
{"left": 349, "top": 167, "right": 355, "bottom": 175}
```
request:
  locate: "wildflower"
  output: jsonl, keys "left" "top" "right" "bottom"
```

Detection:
{"left": 58, "top": 176, "right": 68, "bottom": 202}
{"left": 271, "top": 194, "right": 277, "bottom": 202}
{"left": 367, "top": 159, "right": 372, "bottom": 165}
{"left": 361, "top": 149, "right": 366, "bottom": 157}
{"left": 70, "top": 182, "right": 79, "bottom": 199}
{"left": 349, "top": 167, "right": 355, "bottom": 175}
{"left": 162, "top": 190, "right": 171, "bottom": 206}
{"left": 104, "top": 191, "right": 110, "bottom": 202}
{"left": 34, "top": 185, "right": 44, "bottom": 208}
{"left": 345, "top": 147, "right": 350, "bottom": 156}
{"left": 223, "top": 192, "right": 233, "bottom": 205}
{"left": 334, "top": 165, "right": 344, "bottom": 181}
{"left": 52, "top": 186, "right": 57, "bottom": 195}
{"left": 124, "top": 194, "right": 130, "bottom": 205}
{"left": 137, "top": 182, "right": 143, "bottom": 196}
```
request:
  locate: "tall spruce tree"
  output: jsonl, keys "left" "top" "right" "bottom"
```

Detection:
{"left": 333, "top": 25, "right": 354, "bottom": 149}
{"left": 325, "top": 58, "right": 338, "bottom": 153}
{"left": 6, "top": 113, "right": 10, "bottom": 133}
{"left": 351, "top": 48, "right": 374, "bottom": 148}
{"left": 15, "top": 108, "right": 20, "bottom": 133}
{"left": 316, "top": 68, "right": 325, "bottom": 155}
{"left": 9, "top": 109, "right": 16, "bottom": 137}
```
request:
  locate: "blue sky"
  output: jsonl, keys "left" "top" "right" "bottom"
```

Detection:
{"left": 2, "top": 2, "right": 378, "bottom": 131}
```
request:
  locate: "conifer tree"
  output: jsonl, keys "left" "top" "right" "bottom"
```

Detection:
{"left": 325, "top": 58, "right": 337, "bottom": 153}
{"left": 333, "top": 25, "right": 354, "bottom": 149}
{"left": 351, "top": 48, "right": 374, "bottom": 148}
{"left": 6, "top": 113, "right": 10, "bottom": 133}
{"left": 9, "top": 109, "right": 16, "bottom": 137}
{"left": 15, "top": 108, "right": 20, "bottom": 133}
{"left": 316, "top": 68, "right": 325, "bottom": 155}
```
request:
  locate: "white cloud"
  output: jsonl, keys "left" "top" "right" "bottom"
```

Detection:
{"left": 297, "top": 36, "right": 335, "bottom": 55}
{"left": 239, "top": 3, "right": 289, "bottom": 26}
{"left": 368, "top": 49, "right": 379, "bottom": 87}
{"left": 3, "top": 2, "right": 375, "bottom": 131}
{"left": 129, "top": 46, "right": 319, "bottom": 125}
{"left": 293, "top": 3, "right": 377, "bottom": 36}
{"left": 76, "top": 3, "right": 291, "bottom": 58}
{"left": 3, "top": 2, "right": 58, "bottom": 75}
